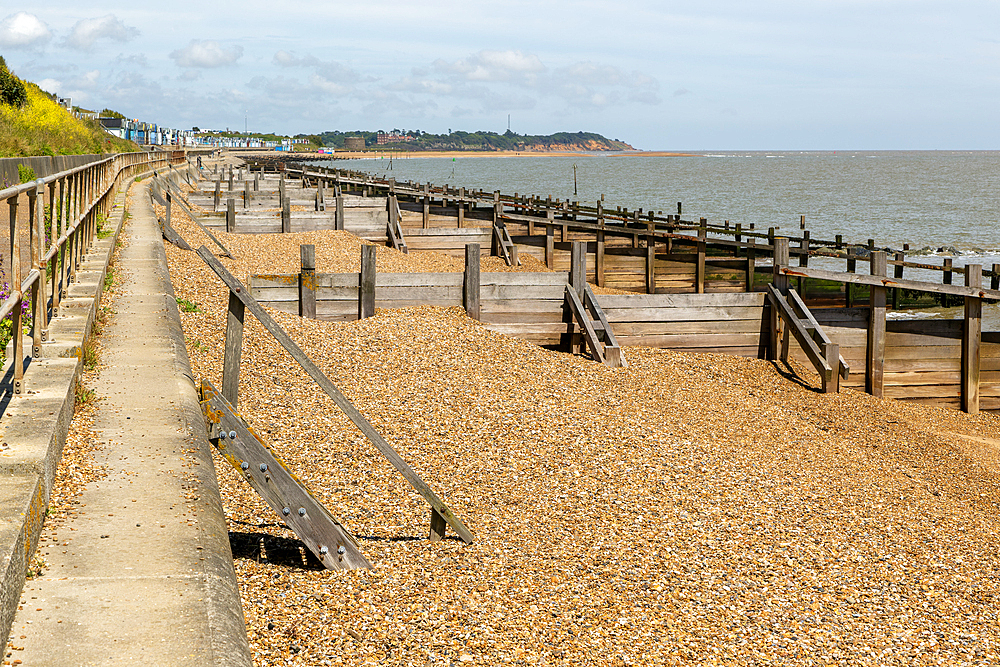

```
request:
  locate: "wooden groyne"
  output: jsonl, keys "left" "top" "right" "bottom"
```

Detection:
{"left": 165, "top": 159, "right": 1000, "bottom": 414}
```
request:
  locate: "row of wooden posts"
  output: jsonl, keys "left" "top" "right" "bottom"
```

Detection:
{"left": 283, "top": 164, "right": 1000, "bottom": 300}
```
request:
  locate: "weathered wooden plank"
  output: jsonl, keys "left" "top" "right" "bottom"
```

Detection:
{"left": 963, "top": 264, "right": 982, "bottom": 414}
{"left": 596, "top": 292, "right": 766, "bottom": 309}
{"left": 780, "top": 265, "right": 1000, "bottom": 300}
{"left": 613, "top": 332, "right": 766, "bottom": 347}
{"left": 565, "top": 285, "right": 605, "bottom": 364}
{"left": 464, "top": 243, "right": 480, "bottom": 320}
{"left": 284, "top": 248, "right": 309, "bottom": 324}
{"left": 601, "top": 305, "right": 767, "bottom": 323}
{"left": 222, "top": 291, "right": 245, "bottom": 408}
{"left": 196, "top": 246, "right": 474, "bottom": 544}
{"left": 610, "top": 319, "right": 766, "bottom": 335}
{"left": 867, "top": 252, "right": 887, "bottom": 397}
{"left": 201, "top": 381, "right": 371, "bottom": 570}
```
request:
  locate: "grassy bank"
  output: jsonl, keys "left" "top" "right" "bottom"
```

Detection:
{"left": 0, "top": 60, "right": 137, "bottom": 157}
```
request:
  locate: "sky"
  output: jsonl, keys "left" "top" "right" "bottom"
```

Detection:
{"left": 0, "top": 1, "right": 997, "bottom": 150}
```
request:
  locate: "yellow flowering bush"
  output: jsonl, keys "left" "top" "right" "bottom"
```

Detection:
{"left": 0, "top": 78, "right": 138, "bottom": 157}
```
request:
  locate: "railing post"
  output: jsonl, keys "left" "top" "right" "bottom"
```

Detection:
{"left": 359, "top": 245, "right": 376, "bottom": 319}
{"left": 823, "top": 343, "right": 840, "bottom": 393}
{"left": 227, "top": 198, "right": 236, "bottom": 233}
{"left": 696, "top": 219, "right": 706, "bottom": 294}
{"left": 893, "top": 252, "right": 905, "bottom": 309}
{"left": 335, "top": 194, "right": 344, "bottom": 231}
{"left": 846, "top": 247, "right": 856, "bottom": 307}
{"left": 962, "top": 264, "right": 982, "bottom": 414}
{"left": 282, "top": 197, "right": 291, "bottom": 233}
{"left": 645, "top": 235, "right": 656, "bottom": 294}
{"left": 866, "top": 251, "right": 887, "bottom": 398}
{"left": 768, "top": 238, "right": 789, "bottom": 361}
{"left": 9, "top": 197, "right": 23, "bottom": 395}
{"left": 463, "top": 243, "right": 480, "bottom": 320}
{"left": 222, "top": 291, "right": 245, "bottom": 408}
{"left": 299, "top": 244, "right": 316, "bottom": 319}
{"left": 214, "top": 180, "right": 220, "bottom": 211}
{"left": 570, "top": 241, "right": 586, "bottom": 298}
{"left": 423, "top": 183, "right": 430, "bottom": 228}
{"left": 244, "top": 180, "right": 250, "bottom": 209}
{"left": 545, "top": 224, "right": 554, "bottom": 269}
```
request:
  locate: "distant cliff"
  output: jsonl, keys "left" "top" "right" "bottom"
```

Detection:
{"left": 311, "top": 129, "right": 634, "bottom": 152}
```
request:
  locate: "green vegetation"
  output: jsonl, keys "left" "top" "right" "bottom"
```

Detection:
{"left": 99, "top": 108, "right": 126, "bottom": 119}
{"left": 175, "top": 297, "right": 201, "bottom": 313}
{"left": 81, "top": 338, "right": 98, "bottom": 370}
{"left": 96, "top": 213, "right": 114, "bottom": 239}
{"left": 0, "top": 56, "right": 26, "bottom": 109}
{"left": 314, "top": 129, "right": 632, "bottom": 151}
{"left": 74, "top": 381, "right": 95, "bottom": 407}
{"left": 0, "top": 59, "right": 138, "bottom": 157}
{"left": 17, "top": 163, "right": 35, "bottom": 183}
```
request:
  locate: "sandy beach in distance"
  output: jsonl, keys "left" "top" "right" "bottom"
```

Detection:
{"left": 244, "top": 149, "right": 703, "bottom": 159}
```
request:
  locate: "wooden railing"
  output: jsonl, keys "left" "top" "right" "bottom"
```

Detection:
{"left": 0, "top": 151, "right": 177, "bottom": 393}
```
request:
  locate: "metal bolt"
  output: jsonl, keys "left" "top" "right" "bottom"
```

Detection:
{"left": 337, "top": 546, "right": 345, "bottom": 555}
{"left": 229, "top": 430, "right": 237, "bottom": 439}
{"left": 259, "top": 463, "right": 268, "bottom": 472}
{"left": 319, "top": 546, "right": 329, "bottom": 555}
{"left": 240, "top": 461, "right": 249, "bottom": 470}
{"left": 219, "top": 431, "right": 226, "bottom": 440}
{"left": 298, "top": 508, "right": 306, "bottom": 516}
{"left": 282, "top": 507, "right": 290, "bottom": 516}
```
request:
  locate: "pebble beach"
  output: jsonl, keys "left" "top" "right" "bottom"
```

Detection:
{"left": 143, "top": 184, "right": 1000, "bottom": 665}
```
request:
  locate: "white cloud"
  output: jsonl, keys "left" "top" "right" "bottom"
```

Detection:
{"left": 37, "top": 78, "right": 62, "bottom": 95}
{"left": 434, "top": 50, "right": 545, "bottom": 83}
{"left": 273, "top": 51, "right": 319, "bottom": 68}
{"left": 0, "top": 12, "right": 51, "bottom": 49}
{"left": 64, "top": 15, "right": 138, "bottom": 51}
{"left": 170, "top": 40, "right": 243, "bottom": 68}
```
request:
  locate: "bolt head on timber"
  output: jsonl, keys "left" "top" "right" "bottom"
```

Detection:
{"left": 298, "top": 508, "right": 306, "bottom": 516}
{"left": 240, "top": 461, "right": 249, "bottom": 470}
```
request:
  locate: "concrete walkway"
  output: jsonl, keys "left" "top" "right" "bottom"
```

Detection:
{"left": 10, "top": 182, "right": 251, "bottom": 666}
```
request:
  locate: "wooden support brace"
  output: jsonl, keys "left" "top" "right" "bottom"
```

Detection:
{"left": 200, "top": 380, "right": 372, "bottom": 570}
{"left": 196, "top": 246, "right": 474, "bottom": 544}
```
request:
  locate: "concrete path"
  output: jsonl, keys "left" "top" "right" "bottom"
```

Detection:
{"left": 9, "top": 182, "right": 251, "bottom": 666}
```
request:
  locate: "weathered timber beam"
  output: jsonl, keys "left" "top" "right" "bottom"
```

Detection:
{"left": 196, "top": 246, "right": 474, "bottom": 544}
{"left": 201, "top": 380, "right": 372, "bottom": 570}
{"left": 778, "top": 265, "right": 1000, "bottom": 300}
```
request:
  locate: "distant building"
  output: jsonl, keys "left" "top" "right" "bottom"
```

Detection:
{"left": 376, "top": 131, "right": 415, "bottom": 145}
{"left": 56, "top": 96, "right": 71, "bottom": 110}
{"left": 344, "top": 137, "right": 365, "bottom": 151}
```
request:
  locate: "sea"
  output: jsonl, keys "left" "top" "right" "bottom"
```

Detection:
{"left": 323, "top": 150, "right": 1000, "bottom": 326}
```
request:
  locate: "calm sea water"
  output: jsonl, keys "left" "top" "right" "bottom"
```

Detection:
{"left": 329, "top": 150, "right": 1000, "bottom": 324}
